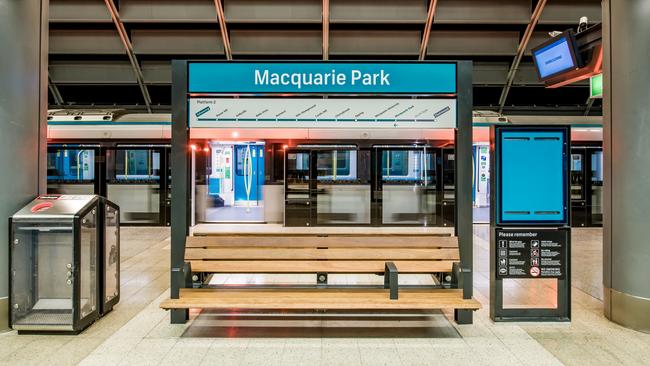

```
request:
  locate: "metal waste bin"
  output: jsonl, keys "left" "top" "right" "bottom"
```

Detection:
{"left": 9, "top": 195, "right": 120, "bottom": 334}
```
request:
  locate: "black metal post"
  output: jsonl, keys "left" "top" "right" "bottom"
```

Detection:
{"left": 454, "top": 60, "right": 474, "bottom": 324}
{"left": 170, "top": 60, "right": 190, "bottom": 324}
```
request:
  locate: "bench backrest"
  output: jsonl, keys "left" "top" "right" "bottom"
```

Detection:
{"left": 185, "top": 235, "right": 460, "bottom": 273}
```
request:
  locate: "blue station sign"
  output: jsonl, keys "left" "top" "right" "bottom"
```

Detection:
{"left": 188, "top": 62, "right": 457, "bottom": 94}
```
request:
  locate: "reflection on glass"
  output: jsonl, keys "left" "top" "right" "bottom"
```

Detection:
{"left": 591, "top": 150, "right": 603, "bottom": 224}
{"left": 286, "top": 152, "right": 310, "bottom": 194}
{"left": 315, "top": 150, "right": 370, "bottom": 224}
{"left": 104, "top": 206, "right": 119, "bottom": 304}
{"left": 570, "top": 153, "right": 584, "bottom": 200}
{"left": 11, "top": 223, "right": 74, "bottom": 330}
{"left": 114, "top": 150, "right": 160, "bottom": 181}
{"left": 107, "top": 149, "right": 161, "bottom": 224}
{"left": 381, "top": 149, "right": 437, "bottom": 225}
{"left": 79, "top": 210, "right": 98, "bottom": 320}
{"left": 317, "top": 151, "right": 357, "bottom": 181}
{"left": 47, "top": 149, "right": 95, "bottom": 195}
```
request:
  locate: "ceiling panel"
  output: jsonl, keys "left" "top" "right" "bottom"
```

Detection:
{"left": 50, "top": 0, "right": 110, "bottom": 22}
{"left": 225, "top": 0, "right": 321, "bottom": 23}
{"left": 231, "top": 30, "right": 321, "bottom": 55}
{"left": 132, "top": 30, "right": 224, "bottom": 55}
{"left": 119, "top": 0, "right": 216, "bottom": 22}
{"left": 330, "top": 0, "right": 427, "bottom": 23}
{"left": 50, "top": 30, "right": 124, "bottom": 54}
{"left": 427, "top": 31, "right": 519, "bottom": 56}
{"left": 142, "top": 61, "right": 172, "bottom": 84}
{"left": 435, "top": 0, "right": 531, "bottom": 24}
{"left": 49, "top": 61, "right": 135, "bottom": 84}
{"left": 330, "top": 31, "right": 420, "bottom": 55}
{"left": 540, "top": 0, "right": 601, "bottom": 24}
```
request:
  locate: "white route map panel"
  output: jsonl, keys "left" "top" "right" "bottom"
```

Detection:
{"left": 189, "top": 98, "right": 456, "bottom": 129}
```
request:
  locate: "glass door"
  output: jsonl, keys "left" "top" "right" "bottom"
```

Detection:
{"left": 441, "top": 148, "right": 455, "bottom": 227}
{"left": 106, "top": 146, "right": 163, "bottom": 225}
{"left": 570, "top": 148, "right": 588, "bottom": 227}
{"left": 374, "top": 146, "right": 438, "bottom": 226}
{"left": 47, "top": 146, "right": 99, "bottom": 195}
{"left": 285, "top": 149, "right": 311, "bottom": 226}
{"left": 315, "top": 148, "right": 371, "bottom": 225}
{"left": 589, "top": 148, "right": 603, "bottom": 226}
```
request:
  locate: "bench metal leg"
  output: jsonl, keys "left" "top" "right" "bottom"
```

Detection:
{"left": 454, "top": 309, "right": 473, "bottom": 324}
{"left": 171, "top": 309, "right": 189, "bottom": 324}
{"left": 384, "top": 262, "right": 399, "bottom": 300}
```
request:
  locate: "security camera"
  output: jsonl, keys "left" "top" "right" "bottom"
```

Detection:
{"left": 578, "top": 16, "right": 588, "bottom": 32}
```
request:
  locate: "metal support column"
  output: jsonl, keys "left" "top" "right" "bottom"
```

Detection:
{"left": 104, "top": 0, "right": 153, "bottom": 113}
{"left": 602, "top": 0, "right": 650, "bottom": 333}
{"left": 455, "top": 61, "right": 474, "bottom": 324}
{"left": 214, "top": 0, "right": 232, "bottom": 60}
{"left": 48, "top": 73, "right": 64, "bottom": 106}
{"left": 0, "top": 0, "right": 48, "bottom": 331}
{"left": 418, "top": 0, "right": 438, "bottom": 60}
{"left": 322, "top": 0, "right": 330, "bottom": 60}
{"left": 498, "top": 0, "right": 547, "bottom": 113}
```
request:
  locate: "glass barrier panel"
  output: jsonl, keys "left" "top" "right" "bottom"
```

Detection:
{"left": 79, "top": 209, "right": 98, "bottom": 321}
{"left": 591, "top": 150, "right": 604, "bottom": 225}
{"left": 570, "top": 153, "right": 585, "bottom": 200}
{"left": 11, "top": 223, "right": 74, "bottom": 331}
{"left": 104, "top": 205, "right": 119, "bottom": 304}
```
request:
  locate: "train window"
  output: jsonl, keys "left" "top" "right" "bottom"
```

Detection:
{"left": 111, "top": 150, "right": 161, "bottom": 181}
{"left": 316, "top": 150, "right": 356, "bottom": 181}
{"left": 382, "top": 150, "right": 414, "bottom": 179}
{"left": 47, "top": 149, "right": 95, "bottom": 182}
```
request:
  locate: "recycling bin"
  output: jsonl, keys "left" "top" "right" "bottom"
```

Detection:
{"left": 9, "top": 195, "right": 120, "bottom": 333}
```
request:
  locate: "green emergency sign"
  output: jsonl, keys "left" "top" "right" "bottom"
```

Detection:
{"left": 590, "top": 73, "right": 603, "bottom": 99}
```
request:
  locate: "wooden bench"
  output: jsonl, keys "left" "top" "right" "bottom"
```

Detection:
{"left": 161, "top": 235, "right": 480, "bottom": 315}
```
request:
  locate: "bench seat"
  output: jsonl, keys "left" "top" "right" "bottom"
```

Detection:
{"left": 160, "top": 288, "right": 481, "bottom": 310}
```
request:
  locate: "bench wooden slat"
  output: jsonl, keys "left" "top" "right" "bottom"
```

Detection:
{"left": 160, "top": 288, "right": 481, "bottom": 310}
{"left": 189, "top": 260, "right": 455, "bottom": 273}
{"left": 186, "top": 247, "right": 459, "bottom": 261}
{"left": 186, "top": 236, "right": 459, "bottom": 249}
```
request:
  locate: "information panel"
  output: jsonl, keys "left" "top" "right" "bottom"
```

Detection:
{"left": 495, "top": 228, "right": 568, "bottom": 279}
{"left": 189, "top": 98, "right": 457, "bottom": 129}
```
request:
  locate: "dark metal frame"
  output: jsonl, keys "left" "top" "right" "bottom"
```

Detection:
{"left": 489, "top": 125, "right": 572, "bottom": 322}
{"left": 170, "top": 60, "right": 474, "bottom": 324}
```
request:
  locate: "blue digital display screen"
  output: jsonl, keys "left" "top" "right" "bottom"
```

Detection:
{"left": 533, "top": 36, "right": 576, "bottom": 79}
{"left": 496, "top": 128, "right": 569, "bottom": 225}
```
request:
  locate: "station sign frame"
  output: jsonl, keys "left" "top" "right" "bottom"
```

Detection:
{"left": 169, "top": 60, "right": 475, "bottom": 325}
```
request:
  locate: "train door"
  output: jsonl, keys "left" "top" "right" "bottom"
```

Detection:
{"left": 589, "top": 148, "right": 603, "bottom": 226}
{"left": 200, "top": 141, "right": 265, "bottom": 223}
{"left": 441, "top": 147, "right": 456, "bottom": 227}
{"left": 284, "top": 149, "right": 311, "bottom": 226}
{"left": 373, "top": 145, "right": 438, "bottom": 226}
{"left": 570, "top": 148, "right": 588, "bottom": 226}
{"left": 47, "top": 145, "right": 100, "bottom": 195}
{"left": 234, "top": 144, "right": 264, "bottom": 205}
{"left": 106, "top": 146, "right": 165, "bottom": 225}
{"left": 314, "top": 146, "right": 371, "bottom": 226}
{"left": 472, "top": 144, "right": 490, "bottom": 223}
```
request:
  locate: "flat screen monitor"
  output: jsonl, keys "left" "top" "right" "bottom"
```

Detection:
{"left": 532, "top": 31, "right": 580, "bottom": 81}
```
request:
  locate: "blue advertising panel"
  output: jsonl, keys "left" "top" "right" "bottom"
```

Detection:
{"left": 188, "top": 62, "right": 457, "bottom": 94}
{"left": 496, "top": 127, "right": 569, "bottom": 225}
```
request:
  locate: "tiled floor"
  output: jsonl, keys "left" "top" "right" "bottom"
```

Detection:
{"left": 2, "top": 225, "right": 650, "bottom": 366}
